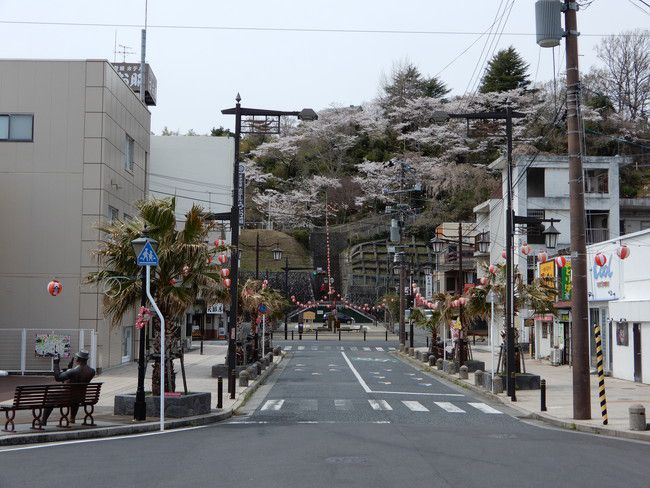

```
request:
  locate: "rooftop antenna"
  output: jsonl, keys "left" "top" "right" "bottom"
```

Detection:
{"left": 115, "top": 44, "right": 134, "bottom": 62}
{"left": 140, "top": 0, "right": 149, "bottom": 103}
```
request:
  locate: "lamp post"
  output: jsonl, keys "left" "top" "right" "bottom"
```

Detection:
{"left": 393, "top": 252, "right": 407, "bottom": 346}
{"left": 131, "top": 228, "right": 158, "bottom": 421}
{"left": 221, "top": 95, "right": 317, "bottom": 397}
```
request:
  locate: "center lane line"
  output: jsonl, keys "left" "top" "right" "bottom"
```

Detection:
{"left": 341, "top": 351, "right": 464, "bottom": 397}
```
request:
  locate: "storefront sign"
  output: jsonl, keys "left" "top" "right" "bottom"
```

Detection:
{"left": 207, "top": 303, "right": 224, "bottom": 314}
{"left": 588, "top": 250, "right": 620, "bottom": 302}
{"left": 560, "top": 260, "right": 572, "bottom": 301}
{"left": 539, "top": 261, "right": 555, "bottom": 289}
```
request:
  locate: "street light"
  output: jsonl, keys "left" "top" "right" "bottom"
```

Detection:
{"left": 543, "top": 222, "right": 560, "bottom": 249}
{"left": 272, "top": 246, "right": 283, "bottom": 262}
{"left": 221, "top": 95, "right": 318, "bottom": 397}
{"left": 422, "top": 262, "right": 433, "bottom": 276}
{"left": 429, "top": 235, "right": 445, "bottom": 254}
{"left": 477, "top": 232, "right": 490, "bottom": 254}
{"left": 130, "top": 227, "right": 158, "bottom": 422}
{"left": 393, "top": 252, "right": 408, "bottom": 346}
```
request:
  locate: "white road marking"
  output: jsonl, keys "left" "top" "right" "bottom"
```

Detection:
{"left": 406, "top": 373, "right": 415, "bottom": 376}
{"left": 368, "top": 399, "right": 393, "bottom": 411}
{"left": 384, "top": 369, "right": 392, "bottom": 372}
{"left": 373, "top": 391, "right": 463, "bottom": 397}
{"left": 261, "top": 399, "right": 285, "bottom": 411}
{"left": 325, "top": 346, "right": 332, "bottom": 350}
{"left": 414, "top": 377, "right": 423, "bottom": 380}
{"left": 298, "top": 346, "right": 305, "bottom": 350}
{"left": 468, "top": 402, "right": 503, "bottom": 414}
{"left": 351, "top": 347, "right": 358, "bottom": 351}
{"left": 418, "top": 383, "right": 432, "bottom": 387}
{"left": 294, "top": 368, "right": 304, "bottom": 371}
{"left": 329, "top": 369, "right": 339, "bottom": 372}
{"left": 284, "top": 346, "right": 293, "bottom": 351}
{"left": 334, "top": 399, "right": 353, "bottom": 410}
{"left": 339, "top": 346, "right": 344, "bottom": 350}
{"left": 329, "top": 364, "right": 339, "bottom": 367}
{"left": 311, "top": 346, "right": 318, "bottom": 350}
{"left": 375, "top": 347, "right": 384, "bottom": 351}
{"left": 312, "top": 372, "right": 321, "bottom": 376}
{"left": 434, "top": 402, "right": 465, "bottom": 413}
{"left": 299, "top": 399, "right": 318, "bottom": 411}
{"left": 378, "top": 381, "right": 392, "bottom": 385}
{"left": 370, "top": 371, "right": 380, "bottom": 374}
{"left": 363, "top": 347, "right": 371, "bottom": 351}
{"left": 402, "top": 401, "right": 429, "bottom": 412}
{"left": 341, "top": 351, "right": 372, "bottom": 393}
{"left": 376, "top": 376, "right": 386, "bottom": 379}
{"left": 296, "top": 363, "right": 305, "bottom": 366}
{"left": 388, "top": 347, "right": 396, "bottom": 351}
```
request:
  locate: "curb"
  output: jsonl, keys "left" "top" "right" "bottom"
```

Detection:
{"left": 0, "top": 353, "right": 286, "bottom": 447}
{"left": 393, "top": 351, "right": 650, "bottom": 443}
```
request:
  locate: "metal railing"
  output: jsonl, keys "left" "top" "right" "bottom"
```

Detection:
{"left": 586, "top": 228, "right": 609, "bottom": 244}
{"left": 0, "top": 328, "right": 97, "bottom": 374}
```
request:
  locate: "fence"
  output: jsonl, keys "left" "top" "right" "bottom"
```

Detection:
{"left": 0, "top": 328, "right": 97, "bottom": 374}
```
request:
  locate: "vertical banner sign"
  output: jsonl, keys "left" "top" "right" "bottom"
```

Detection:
{"left": 238, "top": 163, "right": 246, "bottom": 226}
{"left": 594, "top": 324, "right": 608, "bottom": 425}
{"left": 425, "top": 275, "right": 433, "bottom": 300}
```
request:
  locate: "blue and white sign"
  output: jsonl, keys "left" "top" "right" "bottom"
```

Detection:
{"left": 258, "top": 303, "right": 268, "bottom": 315}
{"left": 137, "top": 241, "right": 159, "bottom": 266}
{"left": 588, "top": 250, "right": 620, "bottom": 302}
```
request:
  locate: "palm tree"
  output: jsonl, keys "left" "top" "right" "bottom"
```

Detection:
{"left": 87, "top": 198, "right": 227, "bottom": 395}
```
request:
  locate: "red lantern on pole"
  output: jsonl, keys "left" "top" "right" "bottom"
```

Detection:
{"left": 220, "top": 268, "right": 230, "bottom": 278}
{"left": 223, "top": 278, "right": 232, "bottom": 288}
{"left": 594, "top": 253, "right": 607, "bottom": 267}
{"left": 217, "top": 254, "right": 228, "bottom": 264}
{"left": 555, "top": 256, "right": 567, "bottom": 268}
{"left": 537, "top": 251, "right": 548, "bottom": 264}
{"left": 501, "top": 249, "right": 507, "bottom": 259}
{"left": 479, "top": 277, "right": 489, "bottom": 286}
{"left": 616, "top": 245, "right": 630, "bottom": 260}
{"left": 521, "top": 243, "right": 531, "bottom": 256}
{"left": 47, "top": 279, "right": 63, "bottom": 296}
{"left": 489, "top": 264, "right": 497, "bottom": 275}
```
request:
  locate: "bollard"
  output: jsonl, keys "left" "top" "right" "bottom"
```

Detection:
{"left": 229, "top": 369, "right": 236, "bottom": 399}
{"left": 363, "top": 329, "right": 367, "bottom": 341}
{"left": 316, "top": 330, "right": 318, "bottom": 341}
{"left": 436, "top": 358, "right": 443, "bottom": 370}
{"left": 629, "top": 404, "right": 647, "bottom": 431}
{"left": 429, "top": 355, "right": 436, "bottom": 367}
{"left": 474, "top": 370, "right": 484, "bottom": 387}
{"left": 299, "top": 332, "right": 302, "bottom": 341}
{"left": 540, "top": 379, "right": 547, "bottom": 411}
{"left": 426, "top": 336, "right": 429, "bottom": 348}
{"left": 492, "top": 376, "right": 504, "bottom": 394}
{"left": 510, "top": 372, "right": 517, "bottom": 402}
{"left": 217, "top": 376, "right": 223, "bottom": 409}
{"left": 415, "top": 351, "right": 421, "bottom": 361}
{"left": 385, "top": 330, "right": 388, "bottom": 341}
{"left": 339, "top": 329, "right": 341, "bottom": 341}
{"left": 255, "top": 362, "right": 262, "bottom": 375}
{"left": 291, "top": 330, "right": 294, "bottom": 341}
{"left": 459, "top": 365, "right": 469, "bottom": 380}
{"left": 239, "top": 370, "right": 249, "bottom": 387}
{"left": 273, "top": 346, "right": 281, "bottom": 356}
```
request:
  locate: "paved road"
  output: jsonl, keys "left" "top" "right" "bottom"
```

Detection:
{"left": 1, "top": 340, "right": 649, "bottom": 488}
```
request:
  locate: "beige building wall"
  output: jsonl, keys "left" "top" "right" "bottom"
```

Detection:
{"left": 0, "top": 59, "right": 150, "bottom": 371}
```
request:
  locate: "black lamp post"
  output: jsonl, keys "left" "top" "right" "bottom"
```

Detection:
{"left": 393, "top": 252, "right": 407, "bottom": 346}
{"left": 131, "top": 228, "right": 158, "bottom": 421}
{"left": 221, "top": 95, "right": 317, "bottom": 397}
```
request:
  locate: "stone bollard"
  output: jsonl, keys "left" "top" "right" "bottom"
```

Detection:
{"left": 273, "top": 346, "right": 281, "bottom": 356}
{"left": 415, "top": 351, "right": 422, "bottom": 361}
{"left": 238, "top": 370, "right": 249, "bottom": 387}
{"left": 429, "top": 355, "right": 436, "bottom": 367}
{"left": 423, "top": 353, "right": 430, "bottom": 364}
{"left": 399, "top": 344, "right": 405, "bottom": 353}
{"left": 629, "top": 404, "right": 647, "bottom": 431}
{"left": 262, "top": 357, "right": 269, "bottom": 368}
{"left": 247, "top": 366, "right": 257, "bottom": 380}
{"left": 459, "top": 365, "right": 469, "bottom": 380}
{"left": 492, "top": 376, "right": 504, "bottom": 394}
{"left": 255, "top": 362, "right": 262, "bottom": 375}
{"left": 410, "top": 348, "right": 416, "bottom": 357}
{"left": 267, "top": 353, "right": 274, "bottom": 363}
{"left": 474, "top": 370, "right": 484, "bottom": 387}
{"left": 436, "top": 358, "right": 443, "bottom": 370}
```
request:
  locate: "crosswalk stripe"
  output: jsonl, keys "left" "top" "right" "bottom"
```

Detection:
{"left": 299, "top": 399, "right": 318, "bottom": 411}
{"left": 298, "top": 346, "right": 305, "bottom": 350}
{"left": 351, "top": 347, "right": 358, "bottom": 351}
{"left": 402, "top": 401, "right": 429, "bottom": 412}
{"left": 339, "top": 346, "right": 344, "bottom": 350}
{"left": 368, "top": 399, "right": 393, "bottom": 411}
{"left": 468, "top": 402, "right": 502, "bottom": 414}
{"left": 311, "top": 346, "right": 318, "bottom": 350}
{"left": 363, "top": 347, "right": 371, "bottom": 351}
{"left": 375, "top": 347, "right": 384, "bottom": 351}
{"left": 261, "top": 400, "right": 285, "bottom": 411}
{"left": 388, "top": 347, "right": 396, "bottom": 351}
{"left": 284, "top": 346, "right": 292, "bottom": 351}
{"left": 334, "top": 399, "right": 353, "bottom": 411}
{"left": 325, "top": 346, "right": 331, "bottom": 350}
{"left": 434, "top": 402, "right": 465, "bottom": 413}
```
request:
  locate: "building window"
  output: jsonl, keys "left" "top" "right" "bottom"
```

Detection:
{"left": 125, "top": 134, "right": 135, "bottom": 171}
{"left": 527, "top": 209, "right": 545, "bottom": 245}
{"left": 584, "top": 169, "right": 608, "bottom": 194}
{"left": 586, "top": 210, "right": 609, "bottom": 244}
{"left": 0, "top": 114, "right": 34, "bottom": 141}
{"left": 123, "top": 213, "right": 133, "bottom": 222}
{"left": 109, "top": 206, "right": 119, "bottom": 223}
{"left": 526, "top": 168, "right": 545, "bottom": 197}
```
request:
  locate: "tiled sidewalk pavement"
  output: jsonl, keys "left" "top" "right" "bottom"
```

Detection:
{"left": 411, "top": 344, "right": 650, "bottom": 440}
{"left": 0, "top": 343, "right": 273, "bottom": 438}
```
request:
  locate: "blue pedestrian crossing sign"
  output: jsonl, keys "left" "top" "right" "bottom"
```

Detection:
{"left": 137, "top": 241, "right": 159, "bottom": 266}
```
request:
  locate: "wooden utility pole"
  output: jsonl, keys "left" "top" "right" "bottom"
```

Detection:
{"left": 565, "top": 1, "right": 591, "bottom": 419}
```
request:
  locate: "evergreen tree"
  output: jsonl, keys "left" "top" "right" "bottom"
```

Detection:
{"left": 380, "top": 60, "right": 449, "bottom": 110}
{"left": 479, "top": 46, "right": 530, "bottom": 93}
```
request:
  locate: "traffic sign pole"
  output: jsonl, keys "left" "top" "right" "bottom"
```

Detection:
{"left": 145, "top": 265, "right": 165, "bottom": 431}
{"left": 262, "top": 314, "right": 266, "bottom": 357}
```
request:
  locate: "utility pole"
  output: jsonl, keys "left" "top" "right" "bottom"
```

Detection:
{"left": 505, "top": 107, "right": 516, "bottom": 400}
{"left": 457, "top": 222, "right": 467, "bottom": 365}
{"left": 399, "top": 264, "right": 406, "bottom": 346}
{"left": 565, "top": 0, "right": 591, "bottom": 420}
{"left": 255, "top": 232, "right": 260, "bottom": 279}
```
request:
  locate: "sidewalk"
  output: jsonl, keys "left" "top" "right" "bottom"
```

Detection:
{"left": 0, "top": 344, "right": 281, "bottom": 445}
{"left": 405, "top": 344, "right": 650, "bottom": 441}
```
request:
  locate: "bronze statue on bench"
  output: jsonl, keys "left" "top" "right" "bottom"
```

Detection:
{"left": 42, "top": 350, "right": 95, "bottom": 426}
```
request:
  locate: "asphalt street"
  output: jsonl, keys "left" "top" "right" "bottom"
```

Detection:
{"left": 1, "top": 339, "right": 650, "bottom": 488}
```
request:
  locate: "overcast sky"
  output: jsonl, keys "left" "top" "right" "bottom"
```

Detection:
{"left": 0, "top": 1, "right": 646, "bottom": 134}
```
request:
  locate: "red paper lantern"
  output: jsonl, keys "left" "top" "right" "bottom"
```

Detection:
{"left": 214, "top": 239, "right": 226, "bottom": 248}
{"left": 223, "top": 278, "right": 232, "bottom": 288}
{"left": 594, "top": 253, "right": 607, "bottom": 267}
{"left": 217, "top": 254, "right": 228, "bottom": 264}
{"left": 220, "top": 268, "right": 230, "bottom": 278}
{"left": 489, "top": 264, "right": 497, "bottom": 275}
{"left": 537, "top": 251, "right": 548, "bottom": 264}
{"left": 521, "top": 243, "right": 531, "bottom": 256}
{"left": 479, "top": 277, "right": 489, "bottom": 286}
{"left": 501, "top": 249, "right": 507, "bottom": 259}
{"left": 555, "top": 256, "right": 567, "bottom": 268}
{"left": 459, "top": 297, "right": 468, "bottom": 306}
{"left": 47, "top": 279, "right": 63, "bottom": 296}
{"left": 617, "top": 245, "right": 630, "bottom": 260}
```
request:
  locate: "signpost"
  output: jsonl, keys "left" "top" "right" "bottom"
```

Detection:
{"left": 137, "top": 242, "right": 166, "bottom": 432}
{"left": 258, "top": 303, "right": 268, "bottom": 357}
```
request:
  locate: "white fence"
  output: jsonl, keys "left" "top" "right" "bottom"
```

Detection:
{"left": 0, "top": 328, "right": 97, "bottom": 374}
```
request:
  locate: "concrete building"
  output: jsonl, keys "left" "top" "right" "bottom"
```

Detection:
{"left": 149, "top": 135, "right": 234, "bottom": 341}
{"left": 0, "top": 59, "right": 150, "bottom": 372}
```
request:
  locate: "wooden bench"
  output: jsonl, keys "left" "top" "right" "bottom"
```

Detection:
{"left": 0, "top": 383, "right": 102, "bottom": 432}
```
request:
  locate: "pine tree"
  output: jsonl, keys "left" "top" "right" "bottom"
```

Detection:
{"left": 479, "top": 46, "right": 530, "bottom": 93}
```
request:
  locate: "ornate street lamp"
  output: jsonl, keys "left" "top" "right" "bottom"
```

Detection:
{"left": 543, "top": 222, "right": 560, "bottom": 250}
{"left": 477, "top": 232, "right": 490, "bottom": 254}
{"left": 429, "top": 235, "right": 445, "bottom": 254}
{"left": 272, "top": 246, "right": 283, "bottom": 262}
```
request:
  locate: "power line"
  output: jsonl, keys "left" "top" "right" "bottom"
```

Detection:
{"left": 0, "top": 19, "right": 643, "bottom": 38}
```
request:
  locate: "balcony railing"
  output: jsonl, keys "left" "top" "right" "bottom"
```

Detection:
{"left": 586, "top": 227, "right": 609, "bottom": 244}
